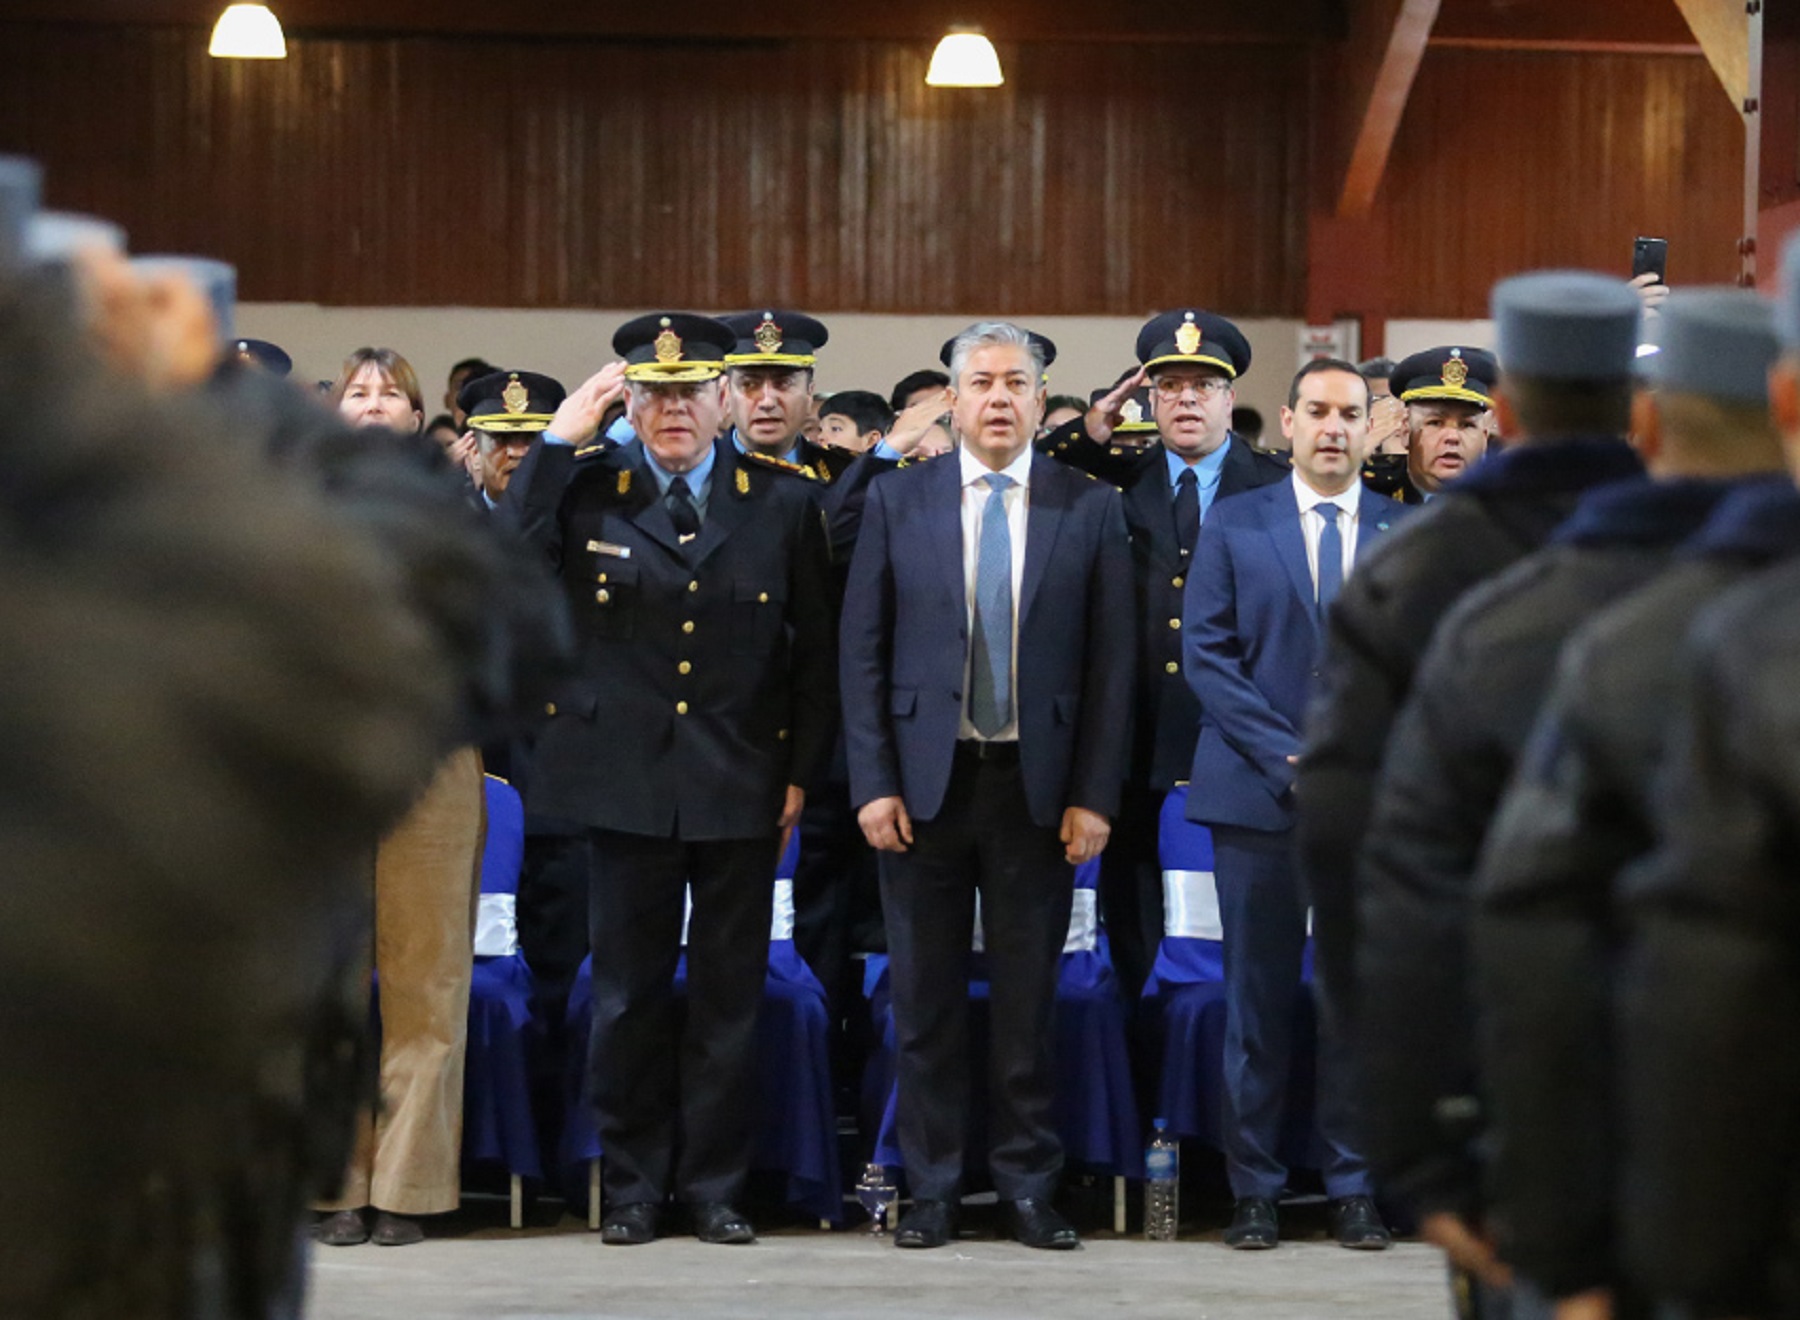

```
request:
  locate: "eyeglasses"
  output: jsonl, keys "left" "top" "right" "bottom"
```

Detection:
{"left": 1151, "top": 376, "right": 1230, "bottom": 401}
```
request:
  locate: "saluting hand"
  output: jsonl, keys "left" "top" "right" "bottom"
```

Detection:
{"left": 450, "top": 430, "right": 482, "bottom": 482}
{"left": 1060, "top": 806, "right": 1110, "bottom": 866}
{"left": 546, "top": 360, "right": 630, "bottom": 446}
{"left": 885, "top": 388, "right": 954, "bottom": 457}
{"left": 1081, "top": 366, "right": 1148, "bottom": 446}
{"left": 858, "top": 796, "right": 914, "bottom": 853}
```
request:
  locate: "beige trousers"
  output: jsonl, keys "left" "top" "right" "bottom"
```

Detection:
{"left": 320, "top": 746, "right": 484, "bottom": 1216}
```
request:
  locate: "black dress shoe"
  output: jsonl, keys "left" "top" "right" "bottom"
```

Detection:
{"left": 894, "top": 1199, "right": 959, "bottom": 1249}
{"left": 1223, "top": 1197, "right": 1279, "bottom": 1249}
{"left": 998, "top": 1198, "right": 1080, "bottom": 1250}
{"left": 600, "top": 1202, "right": 660, "bottom": 1245}
{"left": 690, "top": 1201, "right": 756, "bottom": 1244}
{"left": 370, "top": 1212, "right": 425, "bottom": 1247}
{"left": 314, "top": 1209, "right": 369, "bottom": 1247}
{"left": 1329, "top": 1195, "right": 1392, "bottom": 1250}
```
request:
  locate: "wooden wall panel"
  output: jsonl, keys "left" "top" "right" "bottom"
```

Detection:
{"left": 1373, "top": 48, "right": 1743, "bottom": 314}
{"left": 0, "top": 24, "right": 1309, "bottom": 314}
{"left": 0, "top": 26, "right": 1744, "bottom": 318}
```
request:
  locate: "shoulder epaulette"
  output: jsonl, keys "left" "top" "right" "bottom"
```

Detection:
{"left": 740, "top": 450, "right": 817, "bottom": 480}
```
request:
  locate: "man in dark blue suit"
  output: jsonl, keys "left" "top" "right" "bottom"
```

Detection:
{"left": 841, "top": 321, "right": 1134, "bottom": 1251}
{"left": 1183, "top": 358, "right": 1409, "bottom": 1251}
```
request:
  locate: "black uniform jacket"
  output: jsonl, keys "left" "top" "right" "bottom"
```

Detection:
{"left": 1467, "top": 477, "right": 1800, "bottom": 1300}
{"left": 502, "top": 436, "right": 837, "bottom": 840}
{"left": 1352, "top": 474, "right": 1737, "bottom": 1219}
{"left": 1612, "top": 554, "right": 1800, "bottom": 1319}
{"left": 1297, "top": 436, "right": 1643, "bottom": 1027}
{"left": 1039, "top": 419, "right": 1288, "bottom": 789}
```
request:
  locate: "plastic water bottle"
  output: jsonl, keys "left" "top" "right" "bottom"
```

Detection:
{"left": 1144, "top": 1117, "right": 1179, "bottom": 1241}
{"left": 856, "top": 1162, "right": 897, "bottom": 1233}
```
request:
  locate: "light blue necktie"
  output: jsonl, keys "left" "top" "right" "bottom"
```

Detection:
{"left": 1316, "top": 501, "right": 1344, "bottom": 616}
{"left": 970, "top": 473, "right": 1015, "bottom": 736}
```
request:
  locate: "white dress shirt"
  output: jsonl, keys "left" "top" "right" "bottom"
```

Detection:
{"left": 1291, "top": 470, "right": 1362, "bottom": 602}
{"left": 958, "top": 444, "right": 1032, "bottom": 741}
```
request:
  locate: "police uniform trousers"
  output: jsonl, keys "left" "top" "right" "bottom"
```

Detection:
{"left": 1096, "top": 781, "right": 1167, "bottom": 1000}
{"left": 1213, "top": 823, "right": 1371, "bottom": 1202}
{"left": 587, "top": 828, "right": 780, "bottom": 1209}
{"left": 880, "top": 743, "right": 1073, "bottom": 1203}
{"left": 320, "top": 746, "right": 483, "bottom": 1216}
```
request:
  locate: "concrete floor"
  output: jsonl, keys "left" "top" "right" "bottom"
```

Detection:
{"left": 306, "top": 1214, "right": 1452, "bottom": 1320}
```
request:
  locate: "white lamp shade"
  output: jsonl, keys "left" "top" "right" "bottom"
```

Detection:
{"left": 926, "top": 30, "right": 1003, "bottom": 87}
{"left": 209, "top": 4, "right": 288, "bottom": 59}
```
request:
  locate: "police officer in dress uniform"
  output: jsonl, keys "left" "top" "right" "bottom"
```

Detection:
{"left": 458, "top": 366, "right": 598, "bottom": 1168}
{"left": 1297, "top": 277, "right": 1645, "bottom": 1044}
{"left": 1357, "top": 289, "right": 1778, "bottom": 1316}
{"left": 501, "top": 312, "right": 837, "bottom": 1246}
{"left": 1360, "top": 347, "right": 1498, "bottom": 503}
{"left": 721, "top": 310, "right": 857, "bottom": 482}
{"left": 1037, "top": 309, "right": 1288, "bottom": 996}
{"left": 460, "top": 368, "right": 568, "bottom": 511}
{"left": 1470, "top": 289, "right": 1794, "bottom": 1319}
{"left": 718, "top": 309, "right": 906, "bottom": 1022}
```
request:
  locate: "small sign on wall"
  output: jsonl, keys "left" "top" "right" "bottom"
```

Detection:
{"left": 1298, "top": 320, "right": 1360, "bottom": 368}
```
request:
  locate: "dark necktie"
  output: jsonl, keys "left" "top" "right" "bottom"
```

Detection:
{"left": 1316, "top": 501, "right": 1344, "bottom": 615}
{"left": 667, "top": 474, "right": 701, "bottom": 540}
{"left": 1174, "top": 466, "right": 1200, "bottom": 559}
{"left": 969, "top": 473, "right": 1015, "bottom": 737}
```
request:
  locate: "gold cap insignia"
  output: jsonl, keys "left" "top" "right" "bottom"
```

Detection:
{"left": 753, "top": 314, "right": 783, "bottom": 356}
{"left": 1175, "top": 314, "right": 1203, "bottom": 358}
{"left": 736, "top": 466, "right": 751, "bottom": 494}
{"left": 502, "top": 373, "right": 529, "bottom": 415}
{"left": 1442, "top": 350, "right": 1469, "bottom": 390}
{"left": 617, "top": 470, "right": 632, "bottom": 496}
{"left": 1122, "top": 398, "right": 1145, "bottom": 425}
{"left": 654, "top": 317, "right": 682, "bottom": 364}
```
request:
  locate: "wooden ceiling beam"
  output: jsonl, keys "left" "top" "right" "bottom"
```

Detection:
{"left": 1333, "top": 0, "right": 1442, "bottom": 219}
{"left": 1670, "top": 0, "right": 1751, "bottom": 107}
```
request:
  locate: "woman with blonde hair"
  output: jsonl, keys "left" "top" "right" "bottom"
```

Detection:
{"left": 316, "top": 346, "right": 484, "bottom": 1247}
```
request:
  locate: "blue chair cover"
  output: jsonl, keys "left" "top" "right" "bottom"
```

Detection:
{"left": 462, "top": 776, "right": 543, "bottom": 1183}
{"left": 557, "top": 828, "right": 843, "bottom": 1222}
{"left": 863, "top": 856, "right": 1143, "bottom": 1181}
{"left": 1140, "top": 785, "right": 1323, "bottom": 1170}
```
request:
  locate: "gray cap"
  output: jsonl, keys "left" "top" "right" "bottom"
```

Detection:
{"left": 1638, "top": 288, "right": 1777, "bottom": 405}
{"left": 26, "top": 211, "right": 127, "bottom": 265}
{"left": 1492, "top": 270, "right": 1642, "bottom": 381}
{"left": 131, "top": 254, "right": 236, "bottom": 343}
{"left": 0, "top": 155, "right": 43, "bottom": 274}
{"left": 1777, "top": 229, "right": 1800, "bottom": 350}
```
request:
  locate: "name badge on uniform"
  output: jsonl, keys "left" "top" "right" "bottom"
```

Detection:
{"left": 587, "top": 539, "right": 631, "bottom": 559}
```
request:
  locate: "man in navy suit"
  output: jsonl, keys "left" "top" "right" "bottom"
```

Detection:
{"left": 1183, "top": 357, "right": 1408, "bottom": 1251}
{"left": 841, "top": 321, "right": 1134, "bottom": 1251}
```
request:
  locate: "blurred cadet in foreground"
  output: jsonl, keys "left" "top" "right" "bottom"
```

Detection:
{"left": 0, "top": 163, "right": 566, "bottom": 1316}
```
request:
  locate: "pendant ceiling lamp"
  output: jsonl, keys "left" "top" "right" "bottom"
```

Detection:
{"left": 209, "top": 4, "right": 288, "bottom": 59}
{"left": 926, "top": 27, "right": 1003, "bottom": 88}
